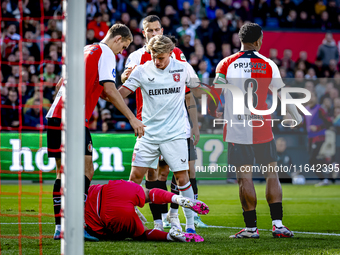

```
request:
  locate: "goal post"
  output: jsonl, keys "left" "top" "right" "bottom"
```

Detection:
{"left": 61, "top": 0, "right": 86, "bottom": 254}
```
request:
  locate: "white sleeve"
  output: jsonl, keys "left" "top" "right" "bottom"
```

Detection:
{"left": 184, "top": 62, "right": 200, "bottom": 88}
{"left": 125, "top": 51, "right": 141, "bottom": 69}
{"left": 268, "top": 59, "right": 285, "bottom": 92}
{"left": 123, "top": 67, "right": 142, "bottom": 92}
{"left": 98, "top": 46, "right": 116, "bottom": 85}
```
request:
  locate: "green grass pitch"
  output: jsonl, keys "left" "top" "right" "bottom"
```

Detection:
{"left": 0, "top": 184, "right": 339, "bottom": 254}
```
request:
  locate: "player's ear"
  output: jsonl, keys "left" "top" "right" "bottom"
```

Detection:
{"left": 112, "top": 35, "right": 122, "bottom": 43}
{"left": 142, "top": 30, "right": 146, "bottom": 38}
{"left": 169, "top": 51, "right": 173, "bottom": 57}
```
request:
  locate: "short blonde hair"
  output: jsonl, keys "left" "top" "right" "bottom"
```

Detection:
{"left": 147, "top": 35, "right": 175, "bottom": 57}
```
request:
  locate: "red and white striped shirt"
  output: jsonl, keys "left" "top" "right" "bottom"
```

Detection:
{"left": 214, "top": 50, "right": 285, "bottom": 144}
{"left": 47, "top": 43, "right": 116, "bottom": 128}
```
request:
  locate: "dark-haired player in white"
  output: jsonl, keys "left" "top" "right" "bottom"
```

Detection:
{"left": 209, "top": 23, "right": 302, "bottom": 238}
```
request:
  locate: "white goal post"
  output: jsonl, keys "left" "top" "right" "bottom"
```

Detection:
{"left": 61, "top": 0, "right": 86, "bottom": 254}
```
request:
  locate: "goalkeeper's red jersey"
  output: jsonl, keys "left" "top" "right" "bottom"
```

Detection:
{"left": 212, "top": 50, "right": 285, "bottom": 144}
{"left": 46, "top": 43, "right": 116, "bottom": 128}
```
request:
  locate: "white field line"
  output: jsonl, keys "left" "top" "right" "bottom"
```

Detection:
{"left": 1, "top": 222, "right": 338, "bottom": 237}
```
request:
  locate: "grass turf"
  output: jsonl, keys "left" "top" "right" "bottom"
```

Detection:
{"left": 0, "top": 184, "right": 339, "bottom": 254}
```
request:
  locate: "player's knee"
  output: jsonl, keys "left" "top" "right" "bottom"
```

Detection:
{"left": 146, "top": 168, "right": 157, "bottom": 181}
{"left": 174, "top": 170, "right": 190, "bottom": 186}
{"left": 158, "top": 166, "right": 169, "bottom": 181}
{"left": 130, "top": 167, "right": 145, "bottom": 184}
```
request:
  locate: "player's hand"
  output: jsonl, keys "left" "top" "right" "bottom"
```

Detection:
{"left": 122, "top": 65, "right": 136, "bottom": 82}
{"left": 130, "top": 118, "right": 146, "bottom": 138}
{"left": 191, "top": 126, "right": 200, "bottom": 146}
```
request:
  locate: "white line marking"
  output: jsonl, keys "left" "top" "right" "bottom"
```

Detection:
{"left": 1, "top": 222, "right": 339, "bottom": 236}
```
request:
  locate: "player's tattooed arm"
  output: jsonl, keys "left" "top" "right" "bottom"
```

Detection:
{"left": 185, "top": 92, "right": 200, "bottom": 145}
{"left": 121, "top": 65, "right": 137, "bottom": 83}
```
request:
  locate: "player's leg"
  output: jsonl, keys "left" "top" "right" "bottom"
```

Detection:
{"left": 160, "top": 139, "right": 197, "bottom": 233}
{"left": 145, "top": 165, "right": 164, "bottom": 230}
{"left": 47, "top": 117, "right": 62, "bottom": 240}
{"left": 83, "top": 127, "right": 100, "bottom": 241}
{"left": 229, "top": 143, "right": 259, "bottom": 239}
{"left": 259, "top": 139, "right": 293, "bottom": 238}
{"left": 157, "top": 162, "right": 171, "bottom": 229}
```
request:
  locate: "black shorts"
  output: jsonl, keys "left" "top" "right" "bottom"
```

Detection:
{"left": 47, "top": 118, "right": 93, "bottom": 158}
{"left": 228, "top": 139, "right": 278, "bottom": 167}
{"left": 47, "top": 118, "right": 62, "bottom": 158}
{"left": 159, "top": 138, "right": 197, "bottom": 166}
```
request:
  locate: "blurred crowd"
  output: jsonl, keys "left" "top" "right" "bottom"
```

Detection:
{"left": 1, "top": 0, "right": 340, "bottom": 134}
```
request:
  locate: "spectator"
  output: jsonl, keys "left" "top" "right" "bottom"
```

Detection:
{"left": 189, "top": 53, "right": 199, "bottom": 72}
{"left": 24, "top": 86, "right": 51, "bottom": 114}
{"left": 24, "top": 30, "right": 40, "bottom": 61}
{"left": 317, "top": 33, "right": 339, "bottom": 66}
{"left": 87, "top": 12, "right": 109, "bottom": 41}
{"left": 3, "top": 23, "right": 20, "bottom": 58}
{"left": 276, "top": 137, "right": 293, "bottom": 183}
{"left": 161, "top": 16, "right": 176, "bottom": 36}
{"left": 206, "top": 0, "right": 218, "bottom": 20}
{"left": 197, "top": 61, "right": 210, "bottom": 85}
{"left": 281, "top": 49, "right": 295, "bottom": 75}
{"left": 179, "top": 34, "right": 195, "bottom": 60}
{"left": 304, "top": 80, "right": 315, "bottom": 92}
{"left": 24, "top": 98, "right": 48, "bottom": 128}
{"left": 254, "top": 0, "right": 269, "bottom": 26}
{"left": 176, "top": 16, "right": 196, "bottom": 46}
{"left": 194, "top": 45, "right": 212, "bottom": 72}
{"left": 296, "top": 11, "right": 311, "bottom": 28}
{"left": 282, "top": 0, "right": 296, "bottom": 18}
{"left": 304, "top": 92, "right": 333, "bottom": 186}
{"left": 271, "top": 0, "right": 283, "bottom": 19}
{"left": 221, "top": 43, "right": 231, "bottom": 58}
{"left": 333, "top": 107, "right": 340, "bottom": 132}
{"left": 1, "top": 89, "right": 20, "bottom": 128}
{"left": 230, "top": 33, "right": 241, "bottom": 54}
{"left": 320, "top": 96, "right": 332, "bottom": 117}
{"left": 213, "top": 16, "right": 232, "bottom": 51}
{"left": 269, "top": 48, "right": 281, "bottom": 66}
{"left": 195, "top": 17, "right": 212, "bottom": 48}
{"left": 328, "top": 59, "right": 338, "bottom": 78}
{"left": 205, "top": 42, "right": 221, "bottom": 72}
{"left": 237, "top": 0, "right": 253, "bottom": 22}
{"left": 297, "top": 51, "right": 311, "bottom": 70}
{"left": 327, "top": 0, "right": 338, "bottom": 24}
{"left": 314, "top": 0, "right": 326, "bottom": 15}
{"left": 86, "top": 29, "right": 97, "bottom": 45}
{"left": 190, "top": 0, "right": 206, "bottom": 19}
{"left": 179, "top": 1, "right": 192, "bottom": 17}
{"left": 305, "top": 68, "right": 317, "bottom": 80}
{"left": 315, "top": 78, "right": 328, "bottom": 101}
{"left": 320, "top": 11, "right": 332, "bottom": 30}
{"left": 41, "top": 63, "right": 56, "bottom": 82}
{"left": 281, "top": 9, "right": 297, "bottom": 28}
{"left": 164, "top": 5, "right": 180, "bottom": 26}
{"left": 189, "top": 13, "right": 201, "bottom": 30}
{"left": 133, "top": 34, "right": 144, "bottom": 49}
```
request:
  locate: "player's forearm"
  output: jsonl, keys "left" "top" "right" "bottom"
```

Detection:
{"left": 186, "top": 93, "right": 199, "bottom": 129}
{"left": 104, "top": 86, "right": 135, "bottom": 121}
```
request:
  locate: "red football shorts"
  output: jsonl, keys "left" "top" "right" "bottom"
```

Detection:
{"left": 85, "top": 180, "right": 146, "bottom": 238}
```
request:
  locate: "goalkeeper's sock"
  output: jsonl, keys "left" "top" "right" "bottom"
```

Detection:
{"left": 158, "top": 180, "right": 169, "bottom": 215}
{"left": 149, "top": 188, "right": 174, "bottom": 204}
{"left": 243, "top": 210, "right": 257, "bottom": 229}
{"left": 146, "top": 181, "right": 162, "bottom": 220}
{"left": 84, "top": 176, "right": 91, "bottom": 203}
{"left": 269, "top": 202, "right": 283, "bottom": 227}
{"left": 170, "top": 175, "right": 179, "bottom": 210}
{"left": 144, "top": 229, "right": 168, "bottom": 241}
{"left": 53, "top": 179, "right": 61, "bottom": 226}
{"left": 178, "top": 181, "right": 195, "bottom": 230}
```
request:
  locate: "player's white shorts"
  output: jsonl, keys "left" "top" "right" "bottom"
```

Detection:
{"left": 131, "top": 139, "right": 189, "bottom": 172}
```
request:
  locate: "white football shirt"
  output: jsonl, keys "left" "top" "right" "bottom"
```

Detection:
{"left": 123, "top": 58, "right": 200, "bottom": 143}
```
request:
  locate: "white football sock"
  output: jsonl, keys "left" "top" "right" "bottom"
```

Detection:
{"left": 272, "top": 220, "right": 283, "bottom": 228}
{"left": 171, "top": 195, "right": 180, "bottom": 204}
{"left": 169, "top": 208, "right": 178, "bottom": 215}
{"left": 178, "top": 181, "right": 195, "bottom": 230}
{"left": 154, "top": 219, "right": 162, "bottom": 226}
{"left": 161, "top": 213, "right": 168, "bottom": 222}
{"left": 245, "top": 227, "right": 257, "bottom": 232}
{"left": 55, "top": 224, "right": 61, "bottom": 232}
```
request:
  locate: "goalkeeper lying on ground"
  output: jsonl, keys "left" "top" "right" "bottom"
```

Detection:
{"left": 84, "top": 180, "right": 209, "bottom": 242}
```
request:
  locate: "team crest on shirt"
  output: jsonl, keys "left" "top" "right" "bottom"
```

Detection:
{"left": 88, "top": 141, "right": 93, "bottom": 153}
{"left": 173, "top": 73, "right": 180, "bottom": 82}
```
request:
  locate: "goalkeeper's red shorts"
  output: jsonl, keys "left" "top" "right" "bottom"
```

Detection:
{"left": 85, "top": 180, "right": 146, "bottom": 239}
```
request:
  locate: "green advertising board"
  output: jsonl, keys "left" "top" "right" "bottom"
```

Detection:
{"left": 0, "top": 132, "right": 228, "bottom": 180}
